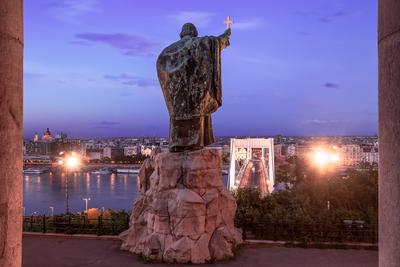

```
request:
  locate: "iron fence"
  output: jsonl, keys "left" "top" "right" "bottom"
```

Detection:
{"left": 23, "top": 214, "right": 130, "bottom": 236}
{"left": 240, "top": 220, "right": 378, "bottom": 244}
{"left": 23, "top": 215, "right": 377, "bottom": 244}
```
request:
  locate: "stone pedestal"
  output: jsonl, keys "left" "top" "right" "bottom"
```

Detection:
{"left": 120, "top": 148, "right": 242, "bottom": 264}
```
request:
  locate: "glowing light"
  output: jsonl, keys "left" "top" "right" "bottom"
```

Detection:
{"left": 97, "top": 176, "right": 101, "bottom": 190}
{"left": 312, "top": 146, "right": 340, "bottom": 167}
{"left": 86, "top": 175, "right": 90, "bottom": 190}
{"left": 314, "top": 151, "right": 329, "bottom": 166}
{"left": 58, "top": 160, "right": 64, "bottom": 165}
{"left": 65, "top": 155, "right": 80, "bottom": 170}
{"left": 110, "top": 174, "right": 115, "bottom": 192}
{"left": 329, "top": 153, "right": 340, "bottom": 163}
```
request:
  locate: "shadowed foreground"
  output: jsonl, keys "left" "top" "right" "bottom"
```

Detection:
{"left": 22, "top": 235, "right": 377, "bottom": 267}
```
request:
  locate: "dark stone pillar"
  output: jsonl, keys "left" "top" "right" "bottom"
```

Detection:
{"left": 0, "top": 1, "right": 23, "bottom": 266}
{"left": 379, "top": 0, "right": 400, "bottom": 266}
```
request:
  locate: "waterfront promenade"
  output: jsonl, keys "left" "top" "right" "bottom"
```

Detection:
{"left": 23, "top": 234, "right": 378, "bottom": 267}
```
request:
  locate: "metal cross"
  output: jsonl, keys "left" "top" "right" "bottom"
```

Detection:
{"left": 224, "top": 16, "right": 233, "bottom": 29}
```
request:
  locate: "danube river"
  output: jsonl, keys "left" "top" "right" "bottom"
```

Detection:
{"left": 23, "top": 172, "right": 229, "bottom": 216}
{"left": 23, "top": 172, "right": 139, "bottom": 215}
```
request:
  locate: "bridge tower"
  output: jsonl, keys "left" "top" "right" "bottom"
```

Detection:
{"left": 228, "top": 138, "right": 275, "bottom": 197}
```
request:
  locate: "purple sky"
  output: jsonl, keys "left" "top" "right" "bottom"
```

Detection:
{"left": 24, "top": 0, "right": 377, "bottom": 138}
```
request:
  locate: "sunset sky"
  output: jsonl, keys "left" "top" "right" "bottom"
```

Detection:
{"left": 24, "top": 0, "right": 377, "bottom": 138}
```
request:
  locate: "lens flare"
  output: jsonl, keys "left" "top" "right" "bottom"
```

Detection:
{"left": 314, "top": 151, "right": 329, "bottom": 166}
{"left": 329, "top": 153, "right": 340, "bottom": 163}
{"left": 312, "top": 147, "right": 340, "bottom": 167}
{"left": 66, "top": 155, "right": 80, "bottom": 170}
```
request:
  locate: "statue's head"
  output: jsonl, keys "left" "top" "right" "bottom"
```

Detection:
{"left": 180, "top": 23, "right": 198, "bottom": 38}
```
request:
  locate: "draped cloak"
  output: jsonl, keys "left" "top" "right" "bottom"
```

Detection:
{"left": 157, "top": 35, "right": 224, "bottom": 151}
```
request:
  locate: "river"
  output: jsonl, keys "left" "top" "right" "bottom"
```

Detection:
{"left": 23, "top": 172, "right": 228, "bottom": 216}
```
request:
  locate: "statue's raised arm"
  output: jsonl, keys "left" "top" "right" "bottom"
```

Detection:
{"left": 157, "top": 23, "right": 230, "bottom": 152}
{"left": 218, "top": 28, "right": 231, "bottom": 50}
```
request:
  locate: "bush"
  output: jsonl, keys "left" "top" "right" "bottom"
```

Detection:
{"left": 233, "top": 168, "right": 378, "bottom": 243}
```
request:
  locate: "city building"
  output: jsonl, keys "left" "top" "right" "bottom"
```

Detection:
{"left": 295, "top": 143, "right": 312, "bottom": 159}
{"left": 362, "top": 146, "right": 379, "bottom": 165}
{"left": 141, "top": 145, "right": 154, "bottom": 157}
{"left": 274, "top": 143, "right": 283, "bottom": 157}
{"left": 103, "top": 147, "right": 111, "bottom": 159}
{"left": 340, "top": 144, "right": 363, "bottom": 167}
{"left": 124, "top": 146, "right": 139, "bottom": 156}
{"left": 286, "top": 144, "right": 296, "bottom": 157}
{"left": 41, "top": 128, "right": 53, "bottom": 141}
{"left": 25, "top": 140, "right": 53, "bottom": 156}
{"left": 86, "top": 149, "right": 103, "bottom": 160}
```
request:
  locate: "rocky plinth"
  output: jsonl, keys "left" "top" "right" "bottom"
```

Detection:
{"left": 120, "top": 148, "right": 242, "bottom": 264}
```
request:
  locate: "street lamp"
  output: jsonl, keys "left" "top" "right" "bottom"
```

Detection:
{"left": 49, "top": 206, "right": 54, "bottom": 216}
{"left": 82, "top": 197, "right": 91, "bottom": 213}
{"left": 310, "top": 146, "right": 340, "bottom": 211}
{"left": 311, "top": 147, "right": 340, "bottom": 168}
{"left": 58, "top": 151, "right": 81, "bottom": 214}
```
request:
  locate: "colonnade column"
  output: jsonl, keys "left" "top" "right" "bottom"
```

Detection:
{"left": 0, "top": 1, "right": 24, "bottom": 267}
{"left": 378, "top": 1, "right": 400, "bottom": 266}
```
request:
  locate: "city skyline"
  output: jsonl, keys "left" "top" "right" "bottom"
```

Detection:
{"left": 25, "top": 0, "right": 377, "bottom": 138}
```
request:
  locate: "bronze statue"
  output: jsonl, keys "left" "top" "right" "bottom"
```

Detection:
{"left": 157, "top": 23, "right": 231, "bottom": 152}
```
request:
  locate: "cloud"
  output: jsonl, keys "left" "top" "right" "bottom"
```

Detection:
{"left": 230, "top": 92, "right": 266, "bottom": 99}
{"left": 320, "top": 11, "right": 347, "bottom": 23}
{"left": 93, "top": 121, "right": 120, "bottom": 129}
{"left": 232, "top": 18, "right": 263, "bottom": 30}
{"left": 304, "top": 119, "right": 340, "bottom": 125}
{"left": 168, "top": 11, "right": 215, "bottom": 28}
{"left": 45, "top": 0, "right": 100, "bottom": 23}
{"left": 75, "top": 33, "right": 158, "bottom": 57}
{"left": 295, "top": 10, "right": 348, "bottom": 24}
{"left": 324, "top": 82, "right": 340, "bottom": 89}
{"left": 24, "top": 71, "right": 69, "bottom": 84}
{"left": 97, "top": 121, "right": 119, "bottom": 126}
{"left": 104, "top": 74, "right": 158, "bottom": 87}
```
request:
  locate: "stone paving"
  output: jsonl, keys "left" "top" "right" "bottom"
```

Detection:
{"left": 23, "top": 235, "right": 378, "bottom": 267}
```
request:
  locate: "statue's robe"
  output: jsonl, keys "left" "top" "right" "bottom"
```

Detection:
{"left": 157, "top": 34, "right": 229, "bottom": 152}
{"left": 137, "top": 148, "right": 160, "bottom": 193}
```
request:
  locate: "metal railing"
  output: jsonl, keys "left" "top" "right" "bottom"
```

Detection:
{"left": 24, "top": 215, "right": 377, "bottom": 245}
{"left": 240, "top": 220, "right": 378, "bottom": 244}
{"left": 23, "top": 214, "right": 130, "bottom": 236}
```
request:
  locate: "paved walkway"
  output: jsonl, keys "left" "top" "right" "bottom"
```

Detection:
{"left": 23, "top": 235, "right": 378, "bottom": 267}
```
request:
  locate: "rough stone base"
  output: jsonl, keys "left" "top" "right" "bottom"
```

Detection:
{"left": 120, "top": 148, "right": 242, "bottom": 264}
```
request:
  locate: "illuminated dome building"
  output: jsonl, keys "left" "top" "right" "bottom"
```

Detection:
{"left": 33, "top": 132, "right": 39, "bottom": 142}
{"left": 42, "top": 128, "right": 53, "bottom": 142}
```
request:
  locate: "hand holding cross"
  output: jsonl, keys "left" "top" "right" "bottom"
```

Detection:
{"left": 224, "top": 16, "right": 233, "bottom": 30}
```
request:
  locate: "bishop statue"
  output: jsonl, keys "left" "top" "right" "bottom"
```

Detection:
{"left": 157, "top": 22, "right": 231, "bottom": 152}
